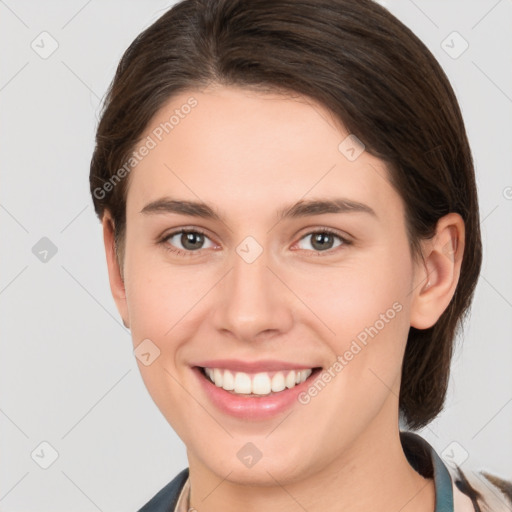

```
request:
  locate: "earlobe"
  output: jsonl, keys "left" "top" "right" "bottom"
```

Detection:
{"left": 410, "top": 213, "right": 465, "bottom": 330}
{"left": 102, "top": 212, "right": 130, "bottom": 329}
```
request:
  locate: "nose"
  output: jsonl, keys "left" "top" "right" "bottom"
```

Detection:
{"left": 212, "top": 242, "right": 294, "bottom": 343}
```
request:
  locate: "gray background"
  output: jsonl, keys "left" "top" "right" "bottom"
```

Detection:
{"left": 0, "top": 0, "right": 511, "bottom": 510}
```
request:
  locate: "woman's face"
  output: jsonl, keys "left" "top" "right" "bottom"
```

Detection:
{"left": 111, "top": 85, "right": 425, "bottom": 484}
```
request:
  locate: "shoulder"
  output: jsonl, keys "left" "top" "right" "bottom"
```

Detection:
{"left": 448, "top": 463, "right": 512, "bottom": 512}
{"left": 137, "top": 468, "right": 189, "bottom": 512}
{"left": 399, "top": 431, "right": 511, "bottom": 512}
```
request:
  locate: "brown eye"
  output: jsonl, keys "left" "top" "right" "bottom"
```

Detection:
{"left": 163, "top": 230, "right": 215, "bottom": 254}
{"left": 296, "top": 230, "right": 349, "bottom": 253}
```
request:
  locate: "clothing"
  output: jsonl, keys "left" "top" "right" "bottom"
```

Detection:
{"left": 137, "top": 431, "right": 512, "bottom": 512}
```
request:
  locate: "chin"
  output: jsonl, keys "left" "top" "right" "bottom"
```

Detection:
{"left": 193, "top": 439, "right": 317, "bottom": 487}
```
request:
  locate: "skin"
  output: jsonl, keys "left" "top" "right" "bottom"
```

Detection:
{"left": 102, "top": 84, "right": 465, "bottom": 512}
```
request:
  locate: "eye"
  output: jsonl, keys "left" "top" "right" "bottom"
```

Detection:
{"left": 295, "top": 229, "right": 350, "bottom": 254}
{"left": 161, "top": 229, "right": 216, "bottom": 256}
{"left": 159, "top": 227, "right": 351, "bottom": 257}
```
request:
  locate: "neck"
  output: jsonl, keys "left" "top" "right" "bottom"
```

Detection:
{"left": 187, "top": 409, "right": 435, "bottom": 512}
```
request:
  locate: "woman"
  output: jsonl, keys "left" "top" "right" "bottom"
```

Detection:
{"left": 89, "top": 0, "right": 511, "bottom": 510}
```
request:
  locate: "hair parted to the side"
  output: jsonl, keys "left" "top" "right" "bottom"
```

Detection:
{"left": 89, "top": 0, "right": 482, "bottom": 429}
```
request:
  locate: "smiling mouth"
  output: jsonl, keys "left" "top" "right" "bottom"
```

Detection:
{"left": 197, "top": 366, "right": 322, "bottom": 396}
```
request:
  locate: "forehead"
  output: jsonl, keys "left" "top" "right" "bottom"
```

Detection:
{"left": 125, "top": 85, "right": 403, "bottom": 225}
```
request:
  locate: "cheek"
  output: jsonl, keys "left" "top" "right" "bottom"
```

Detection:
{"left": 292, "top": 245, "right": 414, "bottom": 397}
{"left": 122, "top": 246, "right": 216, "bottom": 406}
{"left": 123, "top": 241, "right": 209, "bottom": 340}
{"left": 122, "top": 251, "right": 206, "bottom": 437}
{"left": 293, "top": 246, "right": 413, "bottom": 343}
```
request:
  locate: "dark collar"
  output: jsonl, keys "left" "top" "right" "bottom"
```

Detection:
{"left": 400, "top": 430, "right": 454, "bottom": 511}
{"left": 137, "top": 467, "right": 189, "bottom": 512}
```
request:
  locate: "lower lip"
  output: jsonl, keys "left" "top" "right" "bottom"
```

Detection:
{"left": 193, "top": 367, "right": 320, "bottom": 420}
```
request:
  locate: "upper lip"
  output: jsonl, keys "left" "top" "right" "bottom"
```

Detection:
{"left": 193, "top": 359, "right": 321, "bottom": 373}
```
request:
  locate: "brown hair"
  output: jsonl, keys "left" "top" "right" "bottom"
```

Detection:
{"left": 89, "top": 0, "right": 482, "bottom": 429}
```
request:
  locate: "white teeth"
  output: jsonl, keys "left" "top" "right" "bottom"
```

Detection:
{"left": 223, "top": 370, "right": 235, "bottom": 390}
{"left": 213, "top": 368, "right": 223, "bottom": 387}
{"left": 271, "top": 372, "right": 286, "bottom": 392}
{"left": 204, "top": 368, "right": 313, "bottom": 395}
{"left": 285, "top": 371, "right": 296, "bottom": 389}
{"left": 253, "top": 372, "right": 272, "bottom": 395}
{"left": 234, "top": 372, "right": 252, "bottom": 394}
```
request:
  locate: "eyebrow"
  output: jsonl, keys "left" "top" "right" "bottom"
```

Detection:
{"left": 140, "top": 197, "right": 377, "bottom": 221}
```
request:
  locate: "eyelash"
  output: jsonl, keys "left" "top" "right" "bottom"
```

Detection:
{"left": 158, "top": 227, "right": 352, "bottom": 258}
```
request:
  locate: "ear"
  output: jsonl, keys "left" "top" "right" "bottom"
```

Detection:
{"left": 410, "top": 212, "right": 465, "bottom": 330}
{"left": 102, "top": 212, "right": 130, "bottom": 329}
